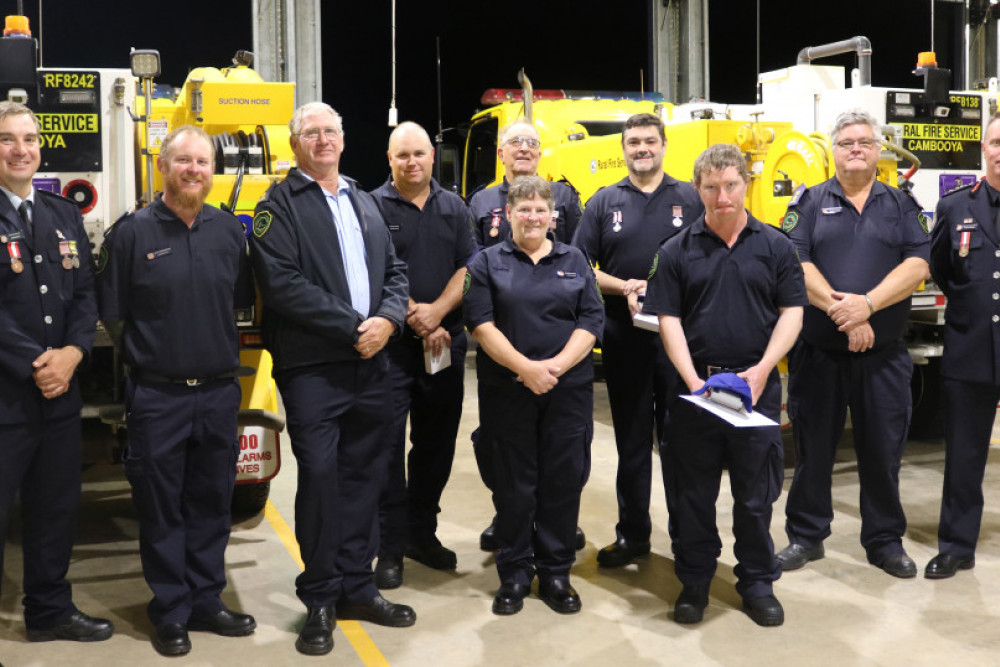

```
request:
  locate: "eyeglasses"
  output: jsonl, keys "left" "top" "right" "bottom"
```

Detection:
{"left": 835, "top": 138, "right": 879, "bottom": 151}
{"left": 294, "top": 127, "right": 341, "bottom": 142}
{"left": 505, "top": 135, "right": 540, "bottom": 149}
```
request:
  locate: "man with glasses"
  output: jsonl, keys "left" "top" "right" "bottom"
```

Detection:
{"left": 573, "top": 112, "right": 703, "bottom": 568}
{"left": 249, "top": 102, "right": 412, "bottom": 656}
{"left": 0, "top": 101, "right": 112, "bottom": 645}
{"left": 469, "top": 121, "right": 582, "bottom": 248}
{"left": 776, "top": 109, "right": 930, "bottom": 578}
{"left": 470, "top": 120, "right": 586, "bottom": 551}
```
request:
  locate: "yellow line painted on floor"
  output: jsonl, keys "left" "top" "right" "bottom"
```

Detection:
{"left": 264, "top": 500, "right": 390, "bottom": 666}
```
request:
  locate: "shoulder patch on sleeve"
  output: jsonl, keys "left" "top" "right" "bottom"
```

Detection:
{"left": 787, "top": 184, "right": 806, "bottom": 208}
{"left": 252, "top": 210, "right": 273, "bottom": 238}
{"left": 462, "top": 272, "right": 472, "bottom": 296}
{"left": 647, "top": 253, "right": 659, "bottom": 280}
{"left": 918, "top": 212, "right": 930, "bottom": 234}
{"left": 781, "top": 210, "right": 800, "bottom": 233}
{"left": 95, "top": 244, "right": 109, "bottom": 274}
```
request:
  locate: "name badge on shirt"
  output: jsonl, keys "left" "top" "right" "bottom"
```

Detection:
{"left": 821, "top": 207, "right": 842, "bottom": 215}
{"left": 556, "top": 270, "right": 577, "bottom": 278}
{"left": 146, "top": 247, "right": 172, "bottom": 260}
{"left": 957, "top": 218, "right": 977, "bottom": 231}
{"left": 388, "top": 224, "right": 401, "bottom": 231}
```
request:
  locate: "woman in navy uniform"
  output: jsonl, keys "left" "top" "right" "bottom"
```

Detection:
{"left": 464, "top": 176, "right": 604, "bottom": 616}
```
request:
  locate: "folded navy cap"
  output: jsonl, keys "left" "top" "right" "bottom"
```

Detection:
{"left": 692, "top": 373, "right": 753, "bottom": 413}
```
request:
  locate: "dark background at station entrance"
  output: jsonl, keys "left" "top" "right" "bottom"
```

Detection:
{"left": 12, "top": 0, "right": 966, "bottom": 187}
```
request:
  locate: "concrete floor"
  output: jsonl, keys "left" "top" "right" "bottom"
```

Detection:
{"left": 4, "top": 354, "right": 1000, "bottom": 666}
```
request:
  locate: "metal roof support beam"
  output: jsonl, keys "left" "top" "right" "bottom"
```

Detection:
{"left": 651, "top": 0, "right": 709, "bottom": 103}
{"left": 252, "top": 0, "right": 322, "bottom": 106}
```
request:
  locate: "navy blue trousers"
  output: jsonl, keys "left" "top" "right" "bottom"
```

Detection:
{"left": 125, "top": 378, "right": 240, "bottom": 626}
{"left": 0, "top": 414, "right": 81, "bottom": 629}
{"left": 937, "top": 378, "right": 1000, "bottom": 558}
{"left": 479, "top": 381, "right": 592, "bottom": 587}
{"left": 277, "top": 359, "right": 389, "bottom": 608}
{"left": 602, "top": 314, "right": 675, "bottom": 544}
{"left": 664, "top": 374, "right": 784, "bottom": 601}
{"left": 379, "top": 333, "right": 466, "bottom": 558}
{"left": 785, "top": 341, "right": 912, "bottom": 560}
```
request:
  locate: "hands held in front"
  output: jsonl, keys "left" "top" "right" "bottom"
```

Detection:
{"left": 355, "top": 317, "right": 395, "bottom": 359}
{"left": 827, "top": 291, "right": 871, "bottom": 331}
{"left": 423, "top": 327, "right": 452, "bottom": 359}
{"left": 516, "top": 358, "right": 562, "bottom": 395}
{"left": 407, "top": 302, "right": 442, "bottom": 338}
{"left": 622, "top": 279, "right": 647, "bottom": 318}
{"left": 845, "top": 321, "right": 875, "bottom": 353}
{"left": 736, "top": 364, "right": 769, "bottom": 407}
{"left": 32, "top": 346, "right": 83, "bottom": 399}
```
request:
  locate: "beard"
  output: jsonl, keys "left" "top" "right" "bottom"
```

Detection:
{"left": 163, "top": 174, "right": 212, "bottom": 209}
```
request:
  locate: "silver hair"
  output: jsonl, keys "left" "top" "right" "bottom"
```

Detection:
{"left": 829, "top": 109, "right": 881, "bottom": 145}
{"left": 499, "top": 121, "right": 539, "bottom": 146}
{"left": 507, "top": 175, "right": 554, "bottom": 210}
{"left": 289, "top": 101, "right": 344, "bottom": 137}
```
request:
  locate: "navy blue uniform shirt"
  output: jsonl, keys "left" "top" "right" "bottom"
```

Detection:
{"left": 572, "top": 174, "right": 703, "bottom": 321}
{"left": 785, "top": 178, "right": 929, "bottom": 352}
{"left": 469, "top": 179, "right": 582, "bottom": 247}
{"left": 644, "top": 213, "right": 807, "bottom": 369}
{"left": 463, "top": 236, "right": 604, "bottom": 388}
{"left": 97, "top": 196, "right": 253, "bottom": 379}
{"left": 371, "top": 178, "right": 475, "bottom": 335}
{"left": 0, "top": 189, "right": 96, "bottom": 423}
{"left": 249, "top": 169, "right": 408, "bottom": 372}
{"left": 931, "top": 179, "right": 1000, "bottom": 384}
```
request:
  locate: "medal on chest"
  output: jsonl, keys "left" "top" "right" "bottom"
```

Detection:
{"left": 612, "top": 210, "right": 623, "bottom": 233}
{"left": 959, "top": 230, "right": 971, "bottom": 257}
{"left": 671, "top": 205, "right": 683, "bottom": 228}
{"left": 490, "top": 207, "right": 502, "bottom": 238}
{"left": 59, "top": 240, "right": 79, "bottom": 269}
{"left": 7, "top": 241, "right": 23, "bottom": 273}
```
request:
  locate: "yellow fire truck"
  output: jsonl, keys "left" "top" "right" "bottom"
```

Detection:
{"left": 0, "top": 13, "right": 291, "bottom": 513}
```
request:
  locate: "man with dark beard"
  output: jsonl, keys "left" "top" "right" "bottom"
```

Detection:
{"left": 98, "top": 125, "right": 256, "bottom": 657}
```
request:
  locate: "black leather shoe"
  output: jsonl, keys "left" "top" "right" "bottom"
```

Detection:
{"left": 575, "top": 527, "right": 586, "bottom": 551}
{"left": 673, "top": 584, "right": 709, "bottom": 624}
{"left": 538, "top": 579, "right": 581, "bottom": 614}
{"left": 336, "top": 595, "right": 416, "bottom": 627}
{"left": 925, "top": 553, "right": 975, "bottom": 579}
{"left": 376, "top": 556, "right": 403, "bottom": 589}
{"left": 480, "top": 517, "right": 500, "bottom": 551}
{"left": 26, "top": 611, "right": 114, "bottom": 642}
{"left": 295, "top": 606, "right": 335, "bottom": 656}
{"left": 743, "top": 594, "right": 784, "bottom": 627}
{"left": 152, "top": 623, "right": 191, "bottom": 656}
{"left": 406, "top": 536, "right": 458, "bottom": 570}
{"left": 188, "top": 608, "right": 256, "bottom": 636}
{"left": 776, "top": 542, "right": 825, "bottom": 571}
{"left": 875, "top": 552, "right": 917, "bottom": 579}
{"left": 492, "top": 582, "right": 530, "bottom": 615}
{"left": 597, "top": 538, "right": 651, "bottom": 568}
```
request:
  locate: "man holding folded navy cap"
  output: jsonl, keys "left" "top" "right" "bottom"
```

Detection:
{"left": 643, "top": 143, "right": 805, "bottom": 627}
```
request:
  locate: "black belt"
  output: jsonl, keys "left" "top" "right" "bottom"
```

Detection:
{"left": 696, "top": 363, "right": 750, "bottom": 377}
{"left": 128, "top": 368, "right": 248, "bottom": 387}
